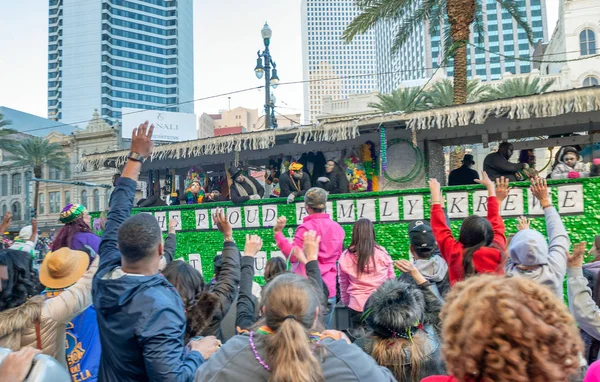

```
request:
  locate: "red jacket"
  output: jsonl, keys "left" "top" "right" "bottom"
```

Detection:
{"left": 421, "top": 377, "right": 458, "bottom": 382}
{"left": 430, "top": 196, "right": 506, "bottom": 285}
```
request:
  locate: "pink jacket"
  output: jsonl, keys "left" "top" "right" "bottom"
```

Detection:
{"left": 338, "top": 246, "right": 395, "bottom": 312}
{"left": 274, "top": 213, "right": 345, "bottom": 298}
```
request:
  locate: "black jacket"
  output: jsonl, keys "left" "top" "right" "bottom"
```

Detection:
{"left": 94, "top": 178, "right": 202, "bottom": 382}
{"left": 483, "top": 152, "right": 525, "bottom": 182}
{"left": 317, "top": 169, "right": 349, "bottom": 194}
{"left": 278, "top": 171, "right": 311, "bottom": 198}
{"left": 236, "top": 257, "right": 328, "bottom": 331}
{"left": 229, "top": 177, "right": 265, "bottom": 205}
{"left": 448, "top": 165, "right": 480, "bottom": 186}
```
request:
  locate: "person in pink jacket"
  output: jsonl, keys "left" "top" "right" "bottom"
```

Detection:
{"left": 338, "top": 218, "right": 394, "bottom": 328}
{"left": 273, "top": 187, "right": 345, "bottom": 329}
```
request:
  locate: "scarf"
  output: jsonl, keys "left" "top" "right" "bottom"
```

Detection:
{"left": 234, "top": 177, "right": 258, "bottom": 197}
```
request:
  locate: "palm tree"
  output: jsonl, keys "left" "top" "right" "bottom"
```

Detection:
{"left": 3, "top": 137, "right": 68, "bottom": 214}
{"left": 0, "top": 113, "right": 17, "bottom": 150}
{"left": 423, "top": 79, "right": 491, "bottom": 108}
{"left": 484, "top": 76, "right": 555, "bottom": 100}
{"left": 368, "top": 86, "right": 428, "bottom": 113}
{"left": 343, "top": 0, "right": 534, "bottom": 105}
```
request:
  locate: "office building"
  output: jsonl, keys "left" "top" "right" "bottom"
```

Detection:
{"left": 376, "top": 0, "right": 549, "bottom": 92}
{"left": 48, "top": 0, "right": 194, "bottom": 124}
{"left": 301, "top": 0, "right": 378, "bottom": 122}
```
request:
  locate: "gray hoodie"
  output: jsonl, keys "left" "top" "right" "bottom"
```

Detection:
{"left": 414, "top": 251, "right": 450, "bottom": 299}
{"left": 194, "top": 334, "right": 396, "bottom": 381}
{"left": 505, "top": 206, "right": 570, "bottom": 299}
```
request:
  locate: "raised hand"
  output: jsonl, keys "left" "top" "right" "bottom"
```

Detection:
{"left": 428, "top": 178, "right": 442, "bottom": 204}
{"left": 273, "top": 216, "right": 287, "bottom": 233}
{"left": 530, "top": 177, "right": 551, "bottom": 207}
{"left": 394, "top": 259, "right": 427, "bottom": 285}
{"left": 168, "top": 217, "right": 179, "bottom": 234}
{"left": 475, "top": 171, "right": 494, "bottom": 189}
{"left": 516, "top": 216, "right": 530, "bottom": 231}
{"left": 244, "top": 234, "right": 263, "bottom": 257}
{"left": 567, "top": 242, "right": 587, "bottom": 269}
{"left": 213, "top": 208, "right": 233, "bottom": 238}
{"left": 130, "top": 121, "right": 155, "bottom": 159}
{"left": 495, "top": 176, "right": 511, "bottom": 203}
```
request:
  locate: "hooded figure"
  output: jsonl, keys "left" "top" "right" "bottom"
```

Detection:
{"left": 9, "top": 224, "right": 38, "bottom": 259}
{"left": 354, "top": 279, "right": 445, "bottom": 382}
{"left": 551, "top": 146, "right": 590, "bottom": 179}
{"left": 228, "top": 166, "right": 264, "bottom": 205}
{"left": 505, "top": 204, "right": 570, "bottom": 299}
{"left": 317, "top": 160, "right": 349, "bottom": 194}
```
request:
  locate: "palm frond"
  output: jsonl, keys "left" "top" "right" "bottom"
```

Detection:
{"left": 369, "top": 86, "right": 428, "bottom": 113}
{"left": 424, "top": 79, "right": 491, "bottom": 107}
{"left": 0, "top": 113, "right": 12, "bottom": 129}
{"left": 2, "top": 136, "right": 68, "bottom": 170}
{"left": 390, "top": 0, "right": 443, "bottom": 54}
{"left": 495, "top": 0, "right": 534, "bottom": 44}
{"left": 484, "top": 76, "right": 555, "bottom": 100}
{"left": 343, "top": 0, "right": 414, "bottom": 43}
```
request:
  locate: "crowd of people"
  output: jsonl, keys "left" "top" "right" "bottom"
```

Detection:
{"left": 449, "top": 142, "right": 599, "bottom": 185}
{"left": 3, "top": 123, "right": 600, "bottom": 381}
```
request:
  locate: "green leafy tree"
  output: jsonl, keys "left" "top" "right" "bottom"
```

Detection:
{"left": 368, "top": 86, "right": 428, "bottom": 113}
{"left": 343, "top": 0, "right": 534, "bottom": 105}
{"left": 484, "top": 76, "right": 555, "bottom": 100}
{"left": 3, "top": 137, "right": 69, "bottom": 215}
{"left": 0, "top": 113, "right": 17, "bottom": 150}
{"left": 423, "top": 79, "right": 491, "bottom": 107}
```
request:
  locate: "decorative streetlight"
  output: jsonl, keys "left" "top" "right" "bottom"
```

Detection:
{"left": 254, "top": 22, "right": 279, "bottom": 129}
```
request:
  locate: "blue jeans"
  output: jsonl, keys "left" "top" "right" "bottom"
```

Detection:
{"left": 325, "top": 297, "right": 336, "bottom": 329}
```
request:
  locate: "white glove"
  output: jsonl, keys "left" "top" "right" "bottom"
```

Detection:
{"left": 249, "top": 195, "right": 261, "bottom": 200}
{"left": 287, "top": 193, "right": 296, "bottom": 204}
{"left": 317, "top": 177, "right": 329, "bottom": 183}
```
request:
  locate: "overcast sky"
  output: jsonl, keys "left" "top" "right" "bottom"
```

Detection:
{"left": 0, "top": 0, "right": 559, "bottom": 124}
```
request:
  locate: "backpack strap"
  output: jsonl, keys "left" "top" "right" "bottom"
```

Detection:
{"left": 35, "top": 319, "right": 42, "bottom": 350}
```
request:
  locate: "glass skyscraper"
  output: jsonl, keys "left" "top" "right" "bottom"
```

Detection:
{"left": 48, "top": 0, "right": 194, "bottom": 124}
{"left": 301, "top": 0, "right": 378, "bottom": 123}
{"left": 376, "top": 0, "right": 548, "bottom": 92}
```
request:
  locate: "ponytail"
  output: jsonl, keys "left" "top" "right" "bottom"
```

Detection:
{"left": 462, "top": 244, "right": 484, "bottom": 278}
{"left": 265, "top": 318, "right": 323, "bottom": 382}
{"left": 371, "top": 335, "right": 426, "bottom": 382}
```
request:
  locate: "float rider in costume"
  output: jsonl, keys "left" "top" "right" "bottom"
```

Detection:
{"left": 228, "top": 166, "right": 264, "bottom": 205}
{"left": 279, "top": 162, "right": 312, "bottom": 204}
{"left": 184, "top": 167, "right": 206, "bottom": 204}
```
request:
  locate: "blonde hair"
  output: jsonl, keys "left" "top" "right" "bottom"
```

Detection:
{"left": 371, "top": 334, "right": 426, "bottom": 382}
{"left": 260, "top": 273, "right": 324, "bottom": 382}
{"left": 441, "top": 275, "right": 583, "bottom": 382}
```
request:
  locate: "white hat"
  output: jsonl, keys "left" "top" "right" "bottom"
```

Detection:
{"left": 18, "top": 225, "right": 34, "bottom": 241}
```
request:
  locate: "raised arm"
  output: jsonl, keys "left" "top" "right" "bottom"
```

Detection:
{"left": 487, "top": 154, "right": 525, "bottom": 173}
{"left": 428, "top": 179, "right": 460, "bottom": 258}
{"left": 567, "top": 243, "right": 600, "bottom": 340}
{"left": 99, "top": 122, "right": 154, "bottom": 274}
{"left": 531, "top": 178, "right": 569, "bottom": 270}
{"left": 273, "top": 216, "right": 306, "bottom": 261}
{"left": 236, "top": 235, "right": 262, "bottom": 331}
{"left": 211, "top": 209, "right": 241, "bottom": 315}
{"left": 477, "top": 172, "right": 506, "bottom": 249}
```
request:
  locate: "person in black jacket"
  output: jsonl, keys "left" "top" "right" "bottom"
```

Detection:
{"left": 162, "top": 211, "right": 240, "bottom": 343}
{"left": 278, "top": 162, "right": 311, "bottom": 203}
{"left": 317, "top": 160, "right": 349, "bottom": 194}
{"left": 483, "top": 142, "right": 526, "bottom": 181}
{"left": 448, "top": 154, "right": 479, "bottom": 186}
{"left": 228, "top": 166, "right": 264, "bottom": 205}
{"left": 236, "top": 231, "right": 328, "bottom": 332}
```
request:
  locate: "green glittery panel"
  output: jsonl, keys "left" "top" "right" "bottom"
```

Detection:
{"left": 90, "top": 177, "right": 600, "bottom": 286}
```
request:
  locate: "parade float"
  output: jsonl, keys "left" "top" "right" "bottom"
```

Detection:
{"left": 81, "top": 87, "right": 600, "bottom": 282}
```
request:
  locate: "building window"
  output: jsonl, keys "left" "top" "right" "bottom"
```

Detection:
{"left": 81, "top": 190, "right": 87, "bottom": 208}
{"left": 583, "top": 76, "right": 599, "bottom": 87}
{"left": 12, "top": 174, "right": 21, "bottom": 195}
{"left": 1, "top": 204, "right": 6, "bottom": 217}
{"left": 50, "top": 192, "right": 60, "bottom": 213}
{"left": 64, "top": 163, "right": 71, "bottom": 179}
{"left": 580, "top": 29, "right": 597, "bottom": 56}
{"left": 65, "top": 190, "right": 71, "bottom": 205}
{"left": 49, "top": 168, "right": 61, "bottom": 180}
{"left": 93, "top": 189, "right": 100, "bottom": 211}
{"left": 39, "top": 193, "right": 45, "bottom": 215}
{"left": 12, "top": 202, "right": 22, "bottom": 221}
{"left": 0, "top": 174, "right": 6, "bottom": 196}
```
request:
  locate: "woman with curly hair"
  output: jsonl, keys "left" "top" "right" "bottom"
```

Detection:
{"left": 422, "top": 275, "right": 584, "bottom": 382}
{"left": 52, "top": 204, "right": 101, "bottom": 253}
{"left": 428, "top": 173, "right": 508, "bottom": 285}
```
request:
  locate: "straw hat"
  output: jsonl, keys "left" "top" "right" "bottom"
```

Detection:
{"left": 39, "top": 247, "right": 90, "bottom": 289}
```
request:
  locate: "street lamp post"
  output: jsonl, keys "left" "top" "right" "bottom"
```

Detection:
{"left": 254, "top": 22, "right": 280, "bottom": 130}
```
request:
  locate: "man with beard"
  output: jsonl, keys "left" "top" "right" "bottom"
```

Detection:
{"left": 228, "top": 167, "right": 264, "bottom": 205}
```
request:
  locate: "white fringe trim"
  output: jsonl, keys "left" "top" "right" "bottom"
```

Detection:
{"left": 407, "top": 87, "right": 600, "bottom": 130}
